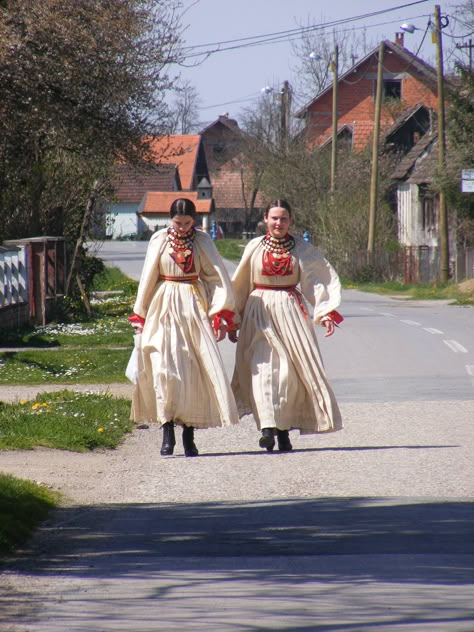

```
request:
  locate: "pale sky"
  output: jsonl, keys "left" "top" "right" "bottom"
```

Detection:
{"left": 176, "top": 0, "right": 466, "bottom": 127}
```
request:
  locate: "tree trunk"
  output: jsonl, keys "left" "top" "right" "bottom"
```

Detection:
{"left": 65, "top": 180, "right": 100, "bottom": 296}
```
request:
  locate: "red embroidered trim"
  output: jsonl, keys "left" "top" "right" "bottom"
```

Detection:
{"left": 213, "top": 309, "right": 236, "bottom": 332}
{"left": 326, "top": 310, "right": 344, "bottom": 325}
{"left": 254, "top": 284, "right": 308, "bottom": 319}
{"left": 128, "top": 313, "right": 145, "bottom": 326}
{"left": 161, "top": 275, "right": 199, "bottom": 282}
{"left": 261, "top": 250, "right": 293, "bottom": 276}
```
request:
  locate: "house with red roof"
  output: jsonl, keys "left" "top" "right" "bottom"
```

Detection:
{"left": 296, "top": 35, "right": 439, "bottom": 152}
{"left": 200, "top": 115, "right": 264, "bottom": 236}
{"left": 104, "top": 135, "right": 213, "bottom": 239}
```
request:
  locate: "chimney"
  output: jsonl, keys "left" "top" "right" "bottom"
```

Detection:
{"left": 395, "top": 32, "right": 404, "bottom": 47}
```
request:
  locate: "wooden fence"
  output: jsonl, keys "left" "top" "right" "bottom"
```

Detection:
{"left": 0, "top": 237, "right": 66, "bottom": 330}
{"left": 334, "top": 246, "right": 474, "bottom": 284}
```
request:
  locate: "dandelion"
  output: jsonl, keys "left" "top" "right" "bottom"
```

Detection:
{"left": 19, "top": 399, "right": 28, "bottom": 405}
{"left": 97, "top": 427, "right": 105, "bottom": 433}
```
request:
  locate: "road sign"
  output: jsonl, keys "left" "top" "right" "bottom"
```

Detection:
{"left": 462, "top": 169, "right": 474, "bottom": 193}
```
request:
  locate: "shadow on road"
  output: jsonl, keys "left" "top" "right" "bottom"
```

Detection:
{"left": 5, "top": 497, "right": 473, "bottom": 585}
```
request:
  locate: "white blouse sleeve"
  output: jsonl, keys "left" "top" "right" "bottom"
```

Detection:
{"left": 194, "top": 231, "right": 238, "bottom": 321}
{"left": 298, "top": 240, "right": 342, "bottom": 324}
{"left": 132, "top": 231, "right": 167, "bottom": 319}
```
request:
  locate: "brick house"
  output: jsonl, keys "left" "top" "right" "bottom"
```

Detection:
{"left": 200, "top": 115, "right": 264, "bottom": 237}
{"left": 296, "top": 36, "right": 439, "bottom": 152}
{"left": 105, "top": 135, "right": 214, "bottom": 238}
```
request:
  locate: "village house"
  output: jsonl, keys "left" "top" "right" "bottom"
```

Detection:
{"left": 296, "top": 35, "right": 439, "bottom": 153}
{"left": 200, "top": 114, "right": 264, "bottom": 237}
{"left": 104, "top": 135, "right": 213, "bottom": 239}
{"left": 295, "top": 35, "right": 473, "bottom": 281}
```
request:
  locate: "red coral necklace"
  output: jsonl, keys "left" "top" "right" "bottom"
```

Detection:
{"left": 261, "top": 233, "right": 295, "bottom": 276}
{"left": 167, "top": 226, "right": 196, "bottom": 273}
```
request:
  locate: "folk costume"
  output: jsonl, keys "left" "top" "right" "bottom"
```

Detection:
{"left": 231, "top": 233, "right": 343, "bottom": 435}
{"left": 129, "top": 227, "right": 239, "bottom": 430}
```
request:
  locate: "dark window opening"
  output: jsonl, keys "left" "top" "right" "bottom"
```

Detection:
{"left": 420, "top": 186, "right": 436, "bottom": 232}
{"left": 383, "top": 80, "right": 401, "bottom": 100}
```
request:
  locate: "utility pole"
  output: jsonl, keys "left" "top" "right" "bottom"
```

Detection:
{"left": 330, "top": 45, "right": 339, "bottom": 193}
{"left": 455, "top": 39, "right": 473, "bottom": 72}
{"left": 367, "top": 42, "right": 384, "bottom": 262}
{"left": 280, "top": 80, "right": 291, "bottom": 153}
{"left": 434, "top": 4, "right": 449, "bottom": 283}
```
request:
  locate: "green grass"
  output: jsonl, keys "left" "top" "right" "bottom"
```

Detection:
{"left": 343, "top": 279, "right": 474, "bottom": 305}
{"left": 0, "top": 348, "right": 131, "bottom": 384}
{"left": 0, "top": 316, "right": 133, "bottom": 349}
{"left": 215, "top": 239, "right": 248, "bottom": 262}
{"left": 0, "top": 266, "right": 137, "bottom": 351}
{"left": 0, "top": 390, "right": 134, "bottom": 451}
{"left": 91, "top": 265, "right": 139, "bottom": 297}
{"left": 0, "top": 473, "right": 60, "bottom": 555}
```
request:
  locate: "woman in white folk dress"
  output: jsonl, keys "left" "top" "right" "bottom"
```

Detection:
{"left": 229, "top": 199, "right": 343, "bottom": 452}
{"left": 129, "top": 198, "right": 239, "bottom": 457}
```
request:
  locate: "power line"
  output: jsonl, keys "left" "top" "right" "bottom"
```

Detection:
{"left": 181, "top": 1, "right": 430, "bottom": 60}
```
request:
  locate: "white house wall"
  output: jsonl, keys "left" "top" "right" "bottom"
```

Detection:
{"left": 107, "top": 203, "right": 144, "bottom": 239}
{"left": 398, "top": 183, "right": 419, "bottom": 245}
{"left": 140, "top": 217, "right": 171, "bottom": 233}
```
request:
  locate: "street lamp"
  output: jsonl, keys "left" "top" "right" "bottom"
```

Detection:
{"left": 401, "top": 6, "right": 449, "bottom": 282}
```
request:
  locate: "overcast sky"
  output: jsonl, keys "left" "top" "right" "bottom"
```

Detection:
{"left": 175, "top": 0, "right": 467, "bottom": 127}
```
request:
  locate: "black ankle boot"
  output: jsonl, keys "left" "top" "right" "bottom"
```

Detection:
{"left": 182, "top": 425, "right": 199, "bottom": 457}
{"left": 160, "top": 421, "right": 175, "bottom": 456}
{"left": 277, "top": 429, "right": 293, "bottom": 452}
{"left": 259, "top": 428, "right": 275, "bottom": 452}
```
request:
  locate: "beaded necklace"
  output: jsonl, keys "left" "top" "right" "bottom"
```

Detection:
{"left": 167, "top": 226, "right": 196, "bottom": 273}
{"left": 261, "top": 233, "right": 295, "bottom": 276}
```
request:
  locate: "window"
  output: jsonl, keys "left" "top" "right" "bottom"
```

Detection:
{"left": 383, "top": 79, "right": 401, "bottom": 100}
{"left": 420, "top": 186, "right": 436, "bottom": 233}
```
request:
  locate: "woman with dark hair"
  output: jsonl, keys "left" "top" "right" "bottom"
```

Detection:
{"left": 128, "top": 197, "right": 239, "bottom": 456}
{"left": 229, "top": 199, "right": 343, "bottom": 452}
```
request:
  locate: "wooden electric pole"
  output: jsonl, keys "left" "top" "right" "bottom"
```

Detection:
{"left": 455, "top": 39, "right": 473, "bottom": 72}
{"left": 330, "top": 45, "right": 339, "bottom": 192}
{"left": 367, "top": 42, "right": 384, "bottom": 262}
{"left": 280, "top": 80, "right": 291, "bottom": 153}
{"left": 434, "top": 4, "right": 450, "bottom": 283}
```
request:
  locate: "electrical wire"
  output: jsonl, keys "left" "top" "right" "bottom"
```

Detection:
{"left": 181, "top": 1, "right": 431, "bottom": 60}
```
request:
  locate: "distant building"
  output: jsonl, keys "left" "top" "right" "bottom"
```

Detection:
{"left": 104, "top": 135, "right": 213, "bottom": 239}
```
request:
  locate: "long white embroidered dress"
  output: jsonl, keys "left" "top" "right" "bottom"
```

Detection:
{"left": 131, "top": 228, "right": 239, "bottom": 429}
{"left": 231, "top": 234, "right": 343, "bottom": 435}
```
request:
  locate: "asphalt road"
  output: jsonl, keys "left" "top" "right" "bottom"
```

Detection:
{"left": 1, "top": 240, "right": 473, "bottom": 631}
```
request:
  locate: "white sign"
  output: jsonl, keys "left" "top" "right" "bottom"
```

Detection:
{"left": 462, "top": 169, "right": 474, "bottom": 193}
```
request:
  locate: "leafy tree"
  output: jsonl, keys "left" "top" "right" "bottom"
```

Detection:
{"left": 445, "top": 65, "right": 474, "bottom": 245}
{"left": 0, "top": 0, "right": 184, "bottom": 245}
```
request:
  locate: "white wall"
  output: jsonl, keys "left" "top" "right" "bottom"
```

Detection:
{"left": 106, "top": 203, "right": 140, "bottom": 239}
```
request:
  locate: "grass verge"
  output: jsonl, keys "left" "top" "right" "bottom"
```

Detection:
{"left": 0, "top": 390, "right": 134, "bottom": 451}
{"left": 215, "top": 238, "right": 248, "bottom": 262}
{"left": 0, "top": 348, "right": 131, "bottom": 384}
{"left": 344, "top": 279, "right": 474, "bottom": 305}
{"left": 0, "top": 473, "right": 60, "bottom": 556}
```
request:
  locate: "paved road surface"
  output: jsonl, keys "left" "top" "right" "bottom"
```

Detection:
{"left": 1, "top": 241, "right": 473, "bottom": 631}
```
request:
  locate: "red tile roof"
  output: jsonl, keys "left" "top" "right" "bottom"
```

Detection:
{"left": 139, "top": 192, "right": 213, "bottom": 215}
{"left": 113, "top": 163, "right": 179, "bottom": 203}
{"left": 147, "top": 135, "right": 201, "bottom": 190}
